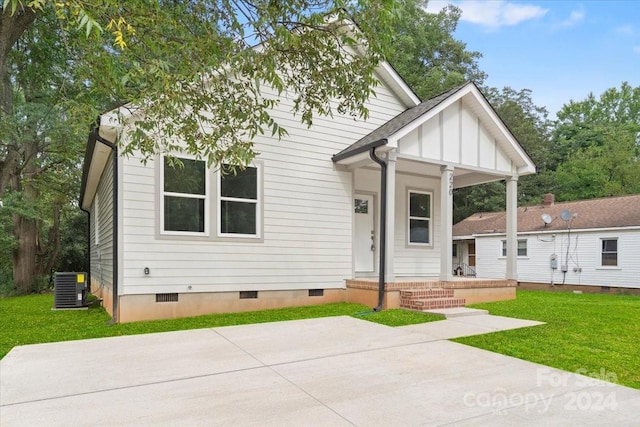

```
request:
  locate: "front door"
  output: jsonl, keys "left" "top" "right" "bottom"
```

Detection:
{"left": 468, "top": 242, "right": 476, "bottom": 267}
{"left": 354, "top": 194, "right": 375, "bottom": 272}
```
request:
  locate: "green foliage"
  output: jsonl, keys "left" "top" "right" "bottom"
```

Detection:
{"left": 456, "top": 291, "right": 640, "bottom": 389}
{"left": 553, "top": 82, "right": 640, "bottom": 201}
{"left": 0, "top": 296, "right": 441, "bottom": 359}
{"left": 376, "top": 0, "right": 486, "bottom": 100}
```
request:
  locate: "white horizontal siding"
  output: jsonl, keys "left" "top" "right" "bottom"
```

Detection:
{"left": 119, "top": 79, "right": 408, "bottom": 294}
{"left": 353, "top": 169, "right": 442, "bottom": 278}
{"left": 90, "top": 153, "right": 114, "bottom": 290}
{"left": 476, "top": 229, "right": 640, "bottom": 288}
{"left": 393, "top": 173, "right": 441, "bottom": 277}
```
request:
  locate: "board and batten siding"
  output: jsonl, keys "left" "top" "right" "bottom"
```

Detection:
{"left": 354, "top": 168, "right": 442, "bottom": 277}
{"left": 90, "top": 152, "right": 115, "bottom": 292}
{"left": 475, "top": 228, "right": 640, "bottom": 288}
{"left": 119, "top": 82, "right": 408, "bottom": 294}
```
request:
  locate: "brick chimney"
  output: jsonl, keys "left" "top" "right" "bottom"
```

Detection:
{"left": 543, "top": 193, "right": 555, "bottom": 206}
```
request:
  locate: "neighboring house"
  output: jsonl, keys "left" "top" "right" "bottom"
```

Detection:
{"left": 453, "top": 194, "right": 640, "bottom": 292}
{"left": 80, "top": 65, "right": 536, "bottom": 322}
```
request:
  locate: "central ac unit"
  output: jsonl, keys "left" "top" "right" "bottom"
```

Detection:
{"left": 54, "top": 272, "right": 87, "bottom": 309}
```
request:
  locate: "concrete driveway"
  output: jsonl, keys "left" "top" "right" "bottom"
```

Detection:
{"left": 1, "top": 315, "right": 639, "bottom": 426}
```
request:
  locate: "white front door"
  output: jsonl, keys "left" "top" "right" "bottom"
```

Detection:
{"left": 354, "top": 194, "right": 375, "bottom": 272}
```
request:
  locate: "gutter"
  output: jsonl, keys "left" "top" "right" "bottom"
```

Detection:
{"left": 80, "top": 124, "right": 119, "bottom": 324}
{"left": 368, "top": 145, "right": 387, "bottom": 311}
{"left": 78, "top": 132, "right": 98, "bottom": 301}
{"left": 332, "top": 138, "right": 388, "bottom": 163}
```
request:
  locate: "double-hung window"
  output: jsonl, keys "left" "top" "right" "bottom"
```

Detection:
{"left": 161, "top": 156, "right": 208, "bottom": 234}
{"left": 502, "top": 239, "right": 527, "bottom": 257}
{"left": 218, "top": 165, "right": 260, "bottom": 237}
{"left": 601, "top": 239, "right": 618, "bottom": 266}
{"left": 408, "top": 190, "right": 432, "bottom": 245}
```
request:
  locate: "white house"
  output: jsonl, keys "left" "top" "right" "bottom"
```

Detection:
{"left": 453, "top": 194, "right": 640, "bottom": 293}
{"left": 80, "top": 68, "right": 536, "bottom": 322}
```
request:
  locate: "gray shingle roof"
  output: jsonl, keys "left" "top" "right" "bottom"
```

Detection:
{"left": 453, "top": 194, "right": 640, "bottom": 237}
{"left": 332, "top": 83, "right": 470, "bottom": 162}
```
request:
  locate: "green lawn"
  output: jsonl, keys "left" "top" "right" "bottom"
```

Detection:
{"left": 0, "top": 294, "right": 442, "bottom": 359}
{"left": 455, "top": 290, "right": 640, "bottom": 390}
{"left": 2, "top": 291, "right": 638, "bottom": 390}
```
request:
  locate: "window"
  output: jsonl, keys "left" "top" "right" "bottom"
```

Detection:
{"left": 452, "top": 243, "right": 458, "bottom": 257}
{"left": 161, "top": 156, "right": 208, "bottom": 234}
{"left": 601, "top": 239, "right": 618, "bottom": 266}
{"left": 502, "top": 239, "right": 527, "bottom": 257}
{"left": 218, "top": 165, "right": 259, "bottom": 237}
{"left": 408, "top": 190, "right": 431, "bottom": 245}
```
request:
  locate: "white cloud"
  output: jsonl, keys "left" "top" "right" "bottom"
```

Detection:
{"left": 426, "top": 0, "right": 548, "bottom": 28}
{"left": 633, "top": 46, "right": 640, "bottom": 55}
{"left": 559, "top": 8, "right": 585, "bottom": 28}
{"left": 425, "top": 0, "right": 450, "bottom": 13}
{"left": 615, "top": 25, "right": 634, "bottom": 36}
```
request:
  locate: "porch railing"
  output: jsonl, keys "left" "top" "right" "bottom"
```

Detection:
{"left": 454, "top": 263, "right": 476, "bottom": 277}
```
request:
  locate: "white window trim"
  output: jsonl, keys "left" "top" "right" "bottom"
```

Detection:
{"left": 599, "top": 237, "right": 619, "bottom": 268}
{"left": 407, "top": 189, "right": 433, "bottom": 247}
{"left": 160, "top": 154, "right": 210, "bottom": 236}
{"left": 217, "top": 164, "right": 262, "bottom": 239}
{"left": 500, "top": 239, "right": 528, "bottom": 258}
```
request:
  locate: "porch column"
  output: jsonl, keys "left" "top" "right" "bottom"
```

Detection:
{"left": 385, "top": 151, "right": 396, "bottom": 282}
{"left": 506, "top": 176, "right": 518, "bottom": 280}
{"left": 439, "top": 165, "right": 454, "bottom": 281}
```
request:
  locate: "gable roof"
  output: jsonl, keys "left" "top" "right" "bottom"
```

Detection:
{"left": 332, "top": 84, "right": 466, "bottom": 162}
{"left": 332, "top": 82, "right": 536, "bottom": 176}
{"left": 453, "top": 194, "right": 640, "bottom": 237}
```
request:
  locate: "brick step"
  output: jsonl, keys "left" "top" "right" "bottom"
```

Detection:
{"left": 400, "top": 297, "right": 466, "bottom": 311}
{"left": 399, "top": 289, "right": 454, "bottom": 299}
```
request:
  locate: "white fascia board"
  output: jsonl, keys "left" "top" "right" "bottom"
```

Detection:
{"left": 388, "top": 84, "right": 474, "bottom": 144}
{"left": 473, "top": 225, "right": 640, "bottom": 238}
{"left": 377, "top": 61, "right": 421, "bottom": 107}
{"left": 467, "top": 86, "right": 536, "bottom": 174}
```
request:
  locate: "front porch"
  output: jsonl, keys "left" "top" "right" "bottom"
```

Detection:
{"left": 345, "top": 277, "right": 516, "bottom": 311}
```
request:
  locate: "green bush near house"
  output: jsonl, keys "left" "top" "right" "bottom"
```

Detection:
{"left": 455, "top": 290, "right": 640, "bottom": 390}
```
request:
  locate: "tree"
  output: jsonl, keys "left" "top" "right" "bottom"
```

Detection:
{"left": 1, "top": 0, "right": 402, "bottom": 293}
{"left": 383, "top": 0, "right": 487, "bottom": 100}
{"left": 553, "top": 83, "right": 640, "bottom": 201}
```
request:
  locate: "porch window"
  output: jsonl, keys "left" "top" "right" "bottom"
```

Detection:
{"left": 601, "top": 239, "right": 618, "bottom": 266}
{"left": 502, "top": 239, "right": 527, "bottom": 257}
{"left": 218, "top": 164, "right": 260, "bottom": 237}
{"left": 408, "top": 190, "right": 431, "bottom": 245}
{"left": 161, "top": 156, "right": 208, "bottom": 234}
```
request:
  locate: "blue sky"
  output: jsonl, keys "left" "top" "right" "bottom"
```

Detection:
{"left": 426, "top": 0, "right": 640, "bottom": 118}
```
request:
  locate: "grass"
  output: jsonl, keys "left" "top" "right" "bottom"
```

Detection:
{"left": 455, "top": 290, "right": 640, "bottom": 390}
{"left": 0, "top": 294, "right": 442, "bottom": 359}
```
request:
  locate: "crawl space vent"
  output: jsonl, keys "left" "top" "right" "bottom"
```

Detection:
{"left": 239, "top": 291, "right": 258, "bottom": 299}
{"left": 156, "top": 293, "right": 179, "bottom": 303}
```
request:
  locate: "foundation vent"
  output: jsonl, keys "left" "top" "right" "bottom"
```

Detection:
{"left": 239, "top": 291, "right": 258, "bottom": 299}
{"left": 309, "top": 289, "right": 324, "bottom": 297}
{"left": 156, "top": 293, "right": 179, "bottom": 303}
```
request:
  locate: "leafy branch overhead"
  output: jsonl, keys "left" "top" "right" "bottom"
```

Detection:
{"left": 4, "top": 0, "right": 401, "bottom": 168}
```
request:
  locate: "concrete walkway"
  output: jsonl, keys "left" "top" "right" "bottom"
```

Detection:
{"left": 1, "top": 314, "right": 639, "bottom": 426}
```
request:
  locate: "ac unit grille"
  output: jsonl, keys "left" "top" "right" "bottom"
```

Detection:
{"left": 54, "top": 272, "right": 87, "bottom": 309}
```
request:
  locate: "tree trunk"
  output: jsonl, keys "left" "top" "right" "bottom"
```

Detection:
{"left": 12, "top": 209, "right": 38, "bottom": 293}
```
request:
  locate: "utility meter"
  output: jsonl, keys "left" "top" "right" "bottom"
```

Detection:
{"left": 550, "top": 254, "right": 558, "bottom": 270}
